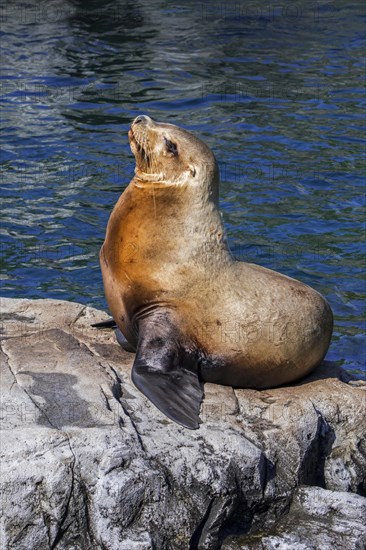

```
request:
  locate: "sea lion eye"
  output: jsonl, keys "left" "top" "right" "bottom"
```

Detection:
{"left": 164, "top": 137, "right": 178, "bottom": 155}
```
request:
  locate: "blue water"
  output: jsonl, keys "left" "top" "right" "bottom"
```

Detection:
{"left": 1, "top": 1, "right": 365, "bottom": 378}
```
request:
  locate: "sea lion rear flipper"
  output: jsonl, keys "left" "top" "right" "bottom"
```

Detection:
{"left": 131, "top": 317, "right": 203, "bottom": 429}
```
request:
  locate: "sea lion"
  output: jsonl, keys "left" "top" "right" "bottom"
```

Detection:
{"left": 98, "top": 114, "right": 333, "bottom": 429}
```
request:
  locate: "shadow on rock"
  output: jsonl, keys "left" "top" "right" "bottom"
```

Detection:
{"left": 21, "top": 371, "right": 102, "bottom": 429}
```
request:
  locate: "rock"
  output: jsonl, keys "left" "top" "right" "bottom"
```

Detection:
{"left": 222, "top": 487, "right": 366, "bottom": 550}
{"left": 0, "top": 297, "right": 365, "bottom": 550}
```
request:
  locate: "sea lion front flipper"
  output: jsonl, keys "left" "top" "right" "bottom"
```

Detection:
{"left": 91, "top": 318, "right": 116, "bottom": 329}
{"left": 131, "top": 317, "right": 203, "bottom": 429}
{"left": 132, "top": 362, "right": 203, "bottom": 429}
{"left": 115, "top": 328, "right": 136, "bottom": 353}
{"left": 92, "top": 318, "right": 136, "bottom": 352}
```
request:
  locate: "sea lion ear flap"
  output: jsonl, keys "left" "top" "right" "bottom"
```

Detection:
{"left": 131, "top": 322, "right": 203, "bottom": 429}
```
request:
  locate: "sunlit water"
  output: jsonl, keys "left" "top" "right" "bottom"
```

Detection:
{"left": 1, "top": 0, "right": 365, "bottom": 378}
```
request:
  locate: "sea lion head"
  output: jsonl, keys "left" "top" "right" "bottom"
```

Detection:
{"left": 128, "top": 115, "right": 219, "bottom": 199}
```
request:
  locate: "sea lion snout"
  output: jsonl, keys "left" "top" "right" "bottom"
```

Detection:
{"left": 132, "top": 114, "right": 153, "bottom": 127}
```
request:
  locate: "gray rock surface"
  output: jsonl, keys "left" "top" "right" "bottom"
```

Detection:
{"left": 222, "top": 486, "right": 366, "bottom": 550}
{"left": 0, "top": 297, "right": 365, "bottom": 550}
